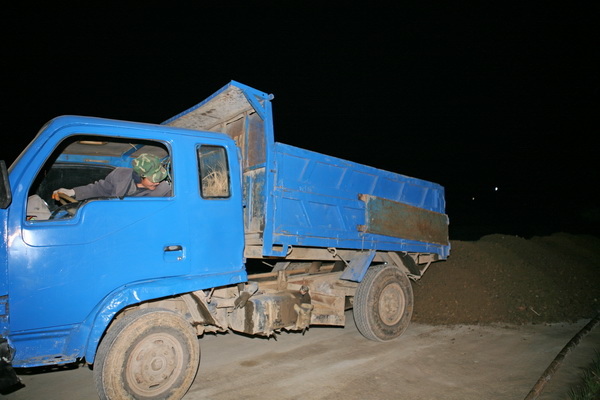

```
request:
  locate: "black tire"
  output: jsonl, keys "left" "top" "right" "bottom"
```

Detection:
{"left": 353, "top": 264, "right": 413, "bottom": 341}
{"left": 94, "top": 308, "right": 200, "bottom": 400}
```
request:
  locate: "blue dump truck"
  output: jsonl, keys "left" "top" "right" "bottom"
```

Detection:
{"left": 0, "top": 81, "right": 450, "bottom": 399}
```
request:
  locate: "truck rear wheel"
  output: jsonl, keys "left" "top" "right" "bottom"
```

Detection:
{"left": 353, "top": 264, "right": 413, "bottom": 341}
{"left": 94, "top": 308, "right": 200, "bottom": 400}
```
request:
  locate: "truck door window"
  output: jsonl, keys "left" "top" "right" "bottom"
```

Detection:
{"left": 197, "top": 145, "right": 230, "bottom": 198}
{"left": 26, "top": 135, "right": 171, "bottom": 221}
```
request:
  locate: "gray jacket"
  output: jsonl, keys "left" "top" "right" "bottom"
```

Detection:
{"left": 73, "top": 168, "right": 171, "bottom": 200}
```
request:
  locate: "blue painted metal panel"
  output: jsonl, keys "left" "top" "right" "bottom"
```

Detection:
{"left": 266, "top": 142, "right": 450, "bottom": 258}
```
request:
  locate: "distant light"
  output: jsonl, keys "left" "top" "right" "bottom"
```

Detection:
{"left": 494, "top": 187, "right": 498, "bottom": 191}
{"left": 472, "top": 197, "right": 476, "bottom": 201}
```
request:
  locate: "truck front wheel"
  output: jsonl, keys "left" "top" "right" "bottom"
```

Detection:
{"left": 353, "top": 264, "right": 413, "bottom": 341}
{"left": 94, "top": 308, "right": 200, "bottom": 400}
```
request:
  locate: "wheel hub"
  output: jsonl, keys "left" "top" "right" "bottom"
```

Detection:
{"left": 379, "top": 282, "right": 405, "bottom": 325}
{"left": 126, "top": 333, "right": 184, "bottom": 395}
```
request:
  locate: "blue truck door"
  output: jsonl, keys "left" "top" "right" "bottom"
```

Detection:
{"left": 176, "top": 139, "right": 245, "bottom": 276}
{"left": 8, "top": 125, "right": 193, "bottom": 355}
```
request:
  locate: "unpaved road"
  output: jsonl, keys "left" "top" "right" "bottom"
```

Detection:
{"left": 4, "top": 312, "right": 599, "bottom": 400}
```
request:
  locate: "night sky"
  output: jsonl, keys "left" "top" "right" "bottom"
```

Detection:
{"left": 3, "top": 5, "right": 597, "bottom": 239}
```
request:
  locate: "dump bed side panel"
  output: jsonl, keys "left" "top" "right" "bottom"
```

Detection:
{"left": 267, "top": 143, "right": 449, "bottom": 258}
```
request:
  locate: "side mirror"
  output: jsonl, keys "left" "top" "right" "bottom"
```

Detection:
{"left": 0, "top": 160, "right": 12, "bottom": 209}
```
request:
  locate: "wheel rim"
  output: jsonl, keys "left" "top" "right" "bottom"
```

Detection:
{"left": 378, "top": 282, "right": 405, "bottom": 326}
{"left": 125, "top": 332, "right": 185, "bottom": 397}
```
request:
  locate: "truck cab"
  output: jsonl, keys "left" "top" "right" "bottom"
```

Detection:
{"left": 0, "top": 116, "right": 246, "bottom": 371}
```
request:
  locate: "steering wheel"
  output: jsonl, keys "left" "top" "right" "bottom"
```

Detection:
{"left": 56, "top": 191, "right": 77, "bottom": 205}
{"left": 50, "top": 192, "right": 81, "bottom": 219}
{"left": 50, "top": 195, "right": 114, "bottom": 219}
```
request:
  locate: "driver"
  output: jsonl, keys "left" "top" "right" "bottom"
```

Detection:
{"left": 52, "top": 153, "right": 171, "bottom": 201}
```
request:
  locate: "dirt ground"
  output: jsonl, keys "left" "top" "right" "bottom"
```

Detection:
{"left": 3, "top": 233, "right": 600, "bottom": 400}
{"left": 413, "top": 232, "right": 600, "bottom": 326}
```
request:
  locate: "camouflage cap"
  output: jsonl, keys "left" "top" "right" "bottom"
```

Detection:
{"left": 132, "top": 153, "right": 167, "bottom": 183}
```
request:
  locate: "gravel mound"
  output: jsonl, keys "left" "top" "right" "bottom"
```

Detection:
{"left": 412, "top": 233, "right": 600, "bottom": 325}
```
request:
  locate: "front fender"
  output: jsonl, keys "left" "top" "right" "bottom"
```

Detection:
{"left": 81, "top": 269, "right": 246, "bottom": 363}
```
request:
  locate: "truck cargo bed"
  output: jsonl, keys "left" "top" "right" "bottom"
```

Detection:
{"left": 164, "top": 81, "right": 449, "bottom": 260}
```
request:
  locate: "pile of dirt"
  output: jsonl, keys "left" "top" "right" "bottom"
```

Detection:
{"left": 412, "top": 233, "right": 600, "bottom": 325}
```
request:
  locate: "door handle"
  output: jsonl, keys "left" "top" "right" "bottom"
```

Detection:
{"left": 165, "top": 245, "right": 183, "bottom": 252}
{"left": 164, "top": 245, "right": 184, "bottom": 262}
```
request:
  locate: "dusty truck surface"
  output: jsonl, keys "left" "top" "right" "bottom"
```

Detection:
{"left": 0, "top": 81, "right": 450, "bottom": 399}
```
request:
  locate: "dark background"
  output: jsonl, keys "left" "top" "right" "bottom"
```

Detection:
{"left": 3, "top": 5, "right": 597, "bottom": 239}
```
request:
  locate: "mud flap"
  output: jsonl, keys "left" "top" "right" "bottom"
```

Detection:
{"left": 294, "top": 303, "right": 314, "bottom": 332}
{"left": 0, "top": 338, "right": 21, "bottom": 391}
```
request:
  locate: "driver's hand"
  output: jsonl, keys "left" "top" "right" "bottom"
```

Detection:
{"left": 52, "top": 188, "right": 75, "bottom": 201}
